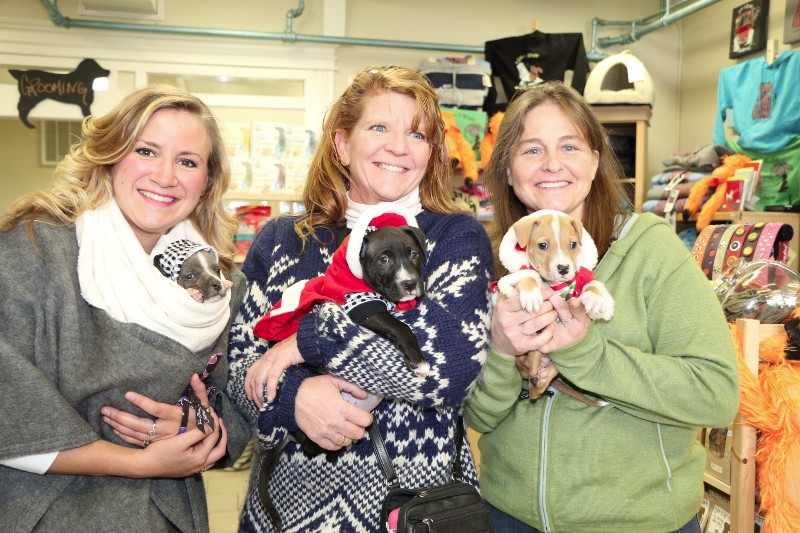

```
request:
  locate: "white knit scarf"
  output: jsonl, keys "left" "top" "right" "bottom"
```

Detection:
{"left": 345, "top": 189, "right": 422, "bottom": 229}
{"left": 75, "top": 199, "right": 231, "bottom": 352}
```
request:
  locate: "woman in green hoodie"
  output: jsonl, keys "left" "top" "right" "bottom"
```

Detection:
{"left": 465, "top": 81, "right": 739, "bottom": 533}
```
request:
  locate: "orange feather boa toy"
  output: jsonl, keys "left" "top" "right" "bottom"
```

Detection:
{"left": 684, "top": 153, "right": 752, "bottom": 230}
{"left": 735, "top": 312, "right": 800, "bottom": 533}
{"left": 479, "top": 111, "right": 504, "bottom": 165}
{"left": 441, "top": 109, "right": 479, "bottom": 187}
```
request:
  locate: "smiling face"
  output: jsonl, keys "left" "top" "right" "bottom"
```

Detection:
{"left": 508, "top": 102, "right": 599, "bottom": 221}
{"left": 111, "top": 108, "right": 211, "bottom": 253}
{"left": 334, "top": 91, "right": 431, "bottom": 204}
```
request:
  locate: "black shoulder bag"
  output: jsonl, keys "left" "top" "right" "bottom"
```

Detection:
{"left": 370, "top": 418, "right": 493, "bottom": 533}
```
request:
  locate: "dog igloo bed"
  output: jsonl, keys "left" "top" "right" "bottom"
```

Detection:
{"left": 584, "top": 50, "right": 654, "bottom": 106}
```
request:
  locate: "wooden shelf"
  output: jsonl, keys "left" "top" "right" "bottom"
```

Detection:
{"left": 706, "top": 319, "right": 785, "bottom": 533}
{"left": 703, "top": 473, "right": 731, "bottom": 494}
{"left": 591, "top": 105, "right": 651, "bottom": 213}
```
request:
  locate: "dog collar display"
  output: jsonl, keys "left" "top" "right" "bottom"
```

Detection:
{"left": 693, "top": 221, "right": 794, "bottom": 281}
{"left": 700, "top": 225, "right": 726, "bottom": 278}
{"left": 712, "top": 225, "right": 738, "bottom": 279}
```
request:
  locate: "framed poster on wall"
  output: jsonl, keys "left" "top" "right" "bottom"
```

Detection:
{"left": 785, "top": 0, "right": 800, "bottom": 44}
{"left": 729, "top": 0, "right": 769, "bottom": 59}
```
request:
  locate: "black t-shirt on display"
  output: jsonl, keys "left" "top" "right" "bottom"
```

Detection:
{"left": 484, "top": 31, "right": 589, "bottom": 115}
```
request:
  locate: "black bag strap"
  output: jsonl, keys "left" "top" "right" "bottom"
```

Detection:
{"left": 369, "top": 416, "right": 466, "bottom": 486}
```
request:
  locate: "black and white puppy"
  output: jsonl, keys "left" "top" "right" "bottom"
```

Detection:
{"left": 356, "top": 225, "right": 428, "bottom": 377}
{"left": 154, "top": 239, "right": 232, "bottom": 303}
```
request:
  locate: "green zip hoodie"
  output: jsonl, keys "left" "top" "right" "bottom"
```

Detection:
{"left": 465, "top": 213, "right": 739, "bottom": 532}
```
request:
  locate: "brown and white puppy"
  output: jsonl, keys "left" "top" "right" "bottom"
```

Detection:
{"left": 154, "top": 239, "right": 232, "bottom": 303}
{"left": 497, "top": 209, "right": 613, "bottom": 320}
{"left": 495, "top": 209, "right": 614, "bottom": 406}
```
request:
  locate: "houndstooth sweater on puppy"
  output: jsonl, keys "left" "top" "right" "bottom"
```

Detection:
{"left": 227, "top": 210, "right": 493, "bottom": 532}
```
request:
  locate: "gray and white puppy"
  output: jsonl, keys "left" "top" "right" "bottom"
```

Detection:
{"left": 154, "top": 239, "right": 232, "bottom": 303}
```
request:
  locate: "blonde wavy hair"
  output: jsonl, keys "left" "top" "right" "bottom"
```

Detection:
{"left": 0, "top": 84, "right": 237, "bottom": 272}
{"left": 483, "top": 81, "right": 630, "bottom": 276}
{"left": 297, "top": 65, "right": 458, "bottom": 243}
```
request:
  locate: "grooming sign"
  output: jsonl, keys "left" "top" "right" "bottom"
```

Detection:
{"left": 9, "top": 58, "right": 110, "bottom": 128}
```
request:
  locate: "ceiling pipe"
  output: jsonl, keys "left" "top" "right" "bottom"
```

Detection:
{"left": 39, "top": 0, "right": 483, "bottom": 53}
{"left": 41, "top": 0, "right": 718, "bottom": 62}
{"left": 588, "top": 0, "right": 721, "bottom": 61}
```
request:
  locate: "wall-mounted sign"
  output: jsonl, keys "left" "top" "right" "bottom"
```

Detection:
{"left": 8, "top": 58, "right": 110, "bottom": 129}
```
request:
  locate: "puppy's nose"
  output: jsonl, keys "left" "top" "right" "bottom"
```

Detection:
{"left": 402, "top": 279, "right": 418, "bottom": 292}
{"left": 212, "top": 281, "right": 222, "bottom": 291}
{"left": 557, "top": 264, "right": 570, "bottom": 276}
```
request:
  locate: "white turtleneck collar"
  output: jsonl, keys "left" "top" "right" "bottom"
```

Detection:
{"left": 345, "top": 189, "right": 422, "bottom": 229}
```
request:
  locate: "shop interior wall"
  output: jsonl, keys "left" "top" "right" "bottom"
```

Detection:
{"left": 679, "top": 0, "right": 797, "bottom": 152}
{"left": 0, "top": 0, "right": 737, "bottom": 213}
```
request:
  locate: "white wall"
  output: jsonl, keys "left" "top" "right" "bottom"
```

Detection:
{"left": 9, "top": 1, "right": 797, "bottom": 212}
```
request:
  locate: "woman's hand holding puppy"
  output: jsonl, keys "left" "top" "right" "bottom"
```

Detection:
{"left": 245, "top": 333, "right": 306, "bottom": 407}
{"left": 95, "top": 374, "right": 227, "bottom": 476}
{"left": 492, "top": 285, "right": 591, "bottom": 394}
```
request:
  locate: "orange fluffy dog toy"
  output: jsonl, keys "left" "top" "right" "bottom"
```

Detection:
{"left": 735, "top": 310, "right": 800, "bottom": 533}
{"left": 479, "top": 111, "right": 504, "bottom": 165}
{"left": 441, "top": 109, "right": 479, "bottom": 187}
{"left": 683, "top": 153, "right": 751, "bottom": 230}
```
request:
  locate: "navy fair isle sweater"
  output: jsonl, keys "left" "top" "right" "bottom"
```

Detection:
{"left": 227, "top": 210, "right": 493, "bottom": 533}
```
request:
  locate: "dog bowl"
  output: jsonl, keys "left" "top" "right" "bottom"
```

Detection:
{"left": 713, "top": 258, "right": 800, "bottom": 323}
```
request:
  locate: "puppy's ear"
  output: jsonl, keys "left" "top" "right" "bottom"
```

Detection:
{"left": 359, "top": 232, "right": 372, "bottom": 262}
{"left": 153, "top": 254, "right": 170, "bottom": 278}
{"left": 569, "top": 218, "right": 583, "bottom": 248}
{"left": 404, "top": 227, "right": 427, "bottom": 260}
{"left": 512, "top": 217, "right": 537, "bottom": 248}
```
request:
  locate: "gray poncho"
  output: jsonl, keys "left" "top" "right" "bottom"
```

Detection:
{"left": 0, "top": 221, "right": 249, "bottom": 532}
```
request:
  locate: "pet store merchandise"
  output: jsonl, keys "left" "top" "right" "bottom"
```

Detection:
{"left": 694, "top": 247, "right": 800, "bottom": 532}
{"left": 483, "top": 29, "right": 590, "bottom": 115}
{"left": 690, "top": 221, "right": 795, "bottom": 281}
{"left": 419, "top": 56, "right": 492, "bottom": 111}
{"left": 714, "top": 50, "right": 800, "bottom": 212}
{"left": 583, "top": 50, "right": 655, "bottom": 107}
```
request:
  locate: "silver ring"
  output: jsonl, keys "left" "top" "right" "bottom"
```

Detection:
{"left": 561, "top": 316, "right": 575, "bottom": 325}
{"left": 336, "top": 434, "right": 347, "bottom": 446}
{"left": 143, "top": 438, "right": 150, "bottom": 447}
{"left": 147, "top": 422, "right": 158, "bottom": 438}
{"left": 520, "top": 324, "right": 531, "bottom": 336}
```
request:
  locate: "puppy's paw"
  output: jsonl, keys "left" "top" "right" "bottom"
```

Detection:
{"left": 497, "top": 277, "right": 518, "bottom": 300}
{"left": 186, "top": 287, "right": 205, "bottom": 302}
{"left": 579, "top": 282, "right": 614, "bottom": 321}
{"left": 518, "top": 289, "right": 544, "bottom": 314}
{"left": 412, "top": 361, "right": 431, "bottom": 379}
